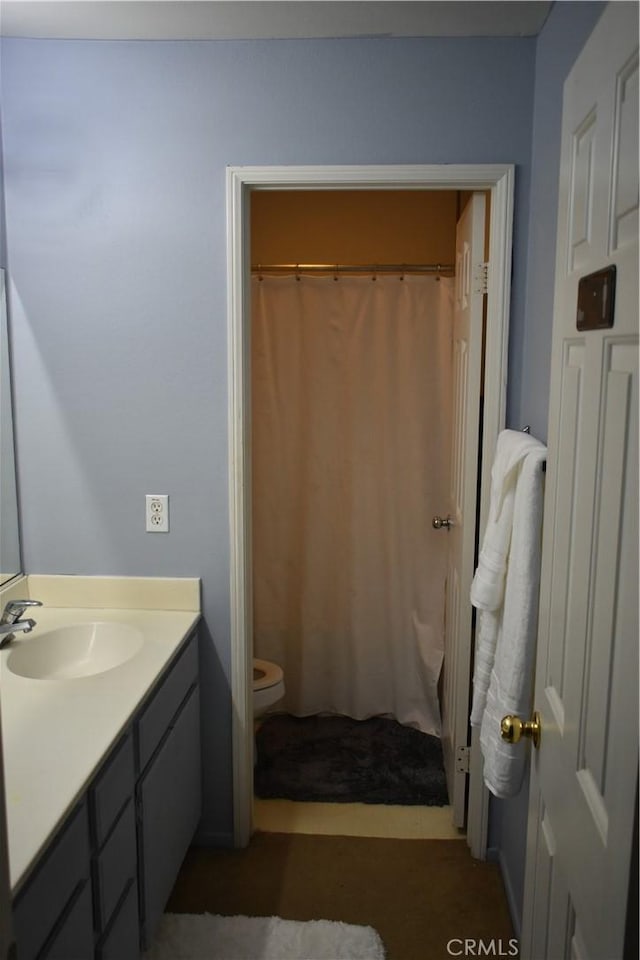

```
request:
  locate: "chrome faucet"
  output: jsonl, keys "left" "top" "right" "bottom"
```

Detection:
{"left": 0, "top": 600, "right": 43, "bottom": 648}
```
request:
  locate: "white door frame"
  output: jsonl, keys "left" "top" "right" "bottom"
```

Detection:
{"left": 226, "top": 163, "right": 515, "bottom": 853}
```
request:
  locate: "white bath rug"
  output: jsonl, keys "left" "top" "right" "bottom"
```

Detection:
{"left": 145, "top": 912, "right": 386, "bottom": 960}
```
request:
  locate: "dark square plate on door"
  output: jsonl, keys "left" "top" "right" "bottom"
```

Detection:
{"left": 577, "top": 265, "right": 616, "bottom": 331}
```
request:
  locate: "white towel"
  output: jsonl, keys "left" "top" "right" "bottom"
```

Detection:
{"left": 470, "top": 429, "right": 547, "bottom": 797}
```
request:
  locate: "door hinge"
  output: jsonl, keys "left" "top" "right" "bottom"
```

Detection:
{"left": 456, "top": 745, "right": 471, "bottom": 774}
{"left": 474, "top": 262, "right": 489, "bottom": 295}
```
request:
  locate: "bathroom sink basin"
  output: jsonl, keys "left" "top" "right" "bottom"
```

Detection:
{"left": 6, "top": 622, "right": 144, "bottom": 680}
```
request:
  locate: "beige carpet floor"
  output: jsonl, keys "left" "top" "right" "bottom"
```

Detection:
{"left": 167, "top": 833, "right": 516, "bottom": 960}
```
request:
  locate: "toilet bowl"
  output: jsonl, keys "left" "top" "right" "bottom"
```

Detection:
{"left": 253, "top": 658, "right": 285, "bottom": 718}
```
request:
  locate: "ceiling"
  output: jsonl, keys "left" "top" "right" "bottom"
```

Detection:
{"left": 0, "top": 1, "right": 553, "bottom": 41}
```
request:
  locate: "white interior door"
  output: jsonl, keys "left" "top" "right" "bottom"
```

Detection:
{"left": 441, "top": 193, "right": 486, "bottom": 827}
{"left": 521, "top": 5, "right": 638, "bottom": 958}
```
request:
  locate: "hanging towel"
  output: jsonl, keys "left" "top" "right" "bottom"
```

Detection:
{"left": 470, "top": 429, "right": 547, "bottom": 797}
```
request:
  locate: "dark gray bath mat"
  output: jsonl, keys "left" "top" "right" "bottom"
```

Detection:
{"left": 254, "top": 714, "right": 449, "bottom": 806}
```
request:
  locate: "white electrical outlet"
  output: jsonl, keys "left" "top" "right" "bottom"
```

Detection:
{"left": 145, "top": 495, "right": 169, "bottom": 533}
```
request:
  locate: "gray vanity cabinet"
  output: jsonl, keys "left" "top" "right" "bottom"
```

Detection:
{"left": 12, "top": 802, "right": 94, "bottom": 960}
{"left": 11, "top": 628, "right": 201, "bottom": 960}
{"left": 43, "top": 884, "right": 95, "bottom": 960}
{"left": 137, "top": 685, "right": 201, "bottom": 947}
{"left": 90, "top": 733, "right": 139, "bottom": 960}
{"left": 135, "top": 634, "right": 201, "bottom": 949}
{"left": 97, "top": 880, "right": 139, "bottom": 960}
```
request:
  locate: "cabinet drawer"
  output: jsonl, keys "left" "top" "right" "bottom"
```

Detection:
{"left": 97, "top": 880, "right": 140, "bottom": 960}
{"left": 13, "top": 802, "right": 90, "bottom": 960}
{"left": 91, "top": 733, "right": 135, "bottom": 848}
{"left": 94, "top": 800, "right": 137, "bottom": 931}
{"left": 137, "top": 633, "right": 198, "bottom": 772}
{"left": 138, "top": 684, "right": 201, "bottom": 947}
{"left": 40, "top": 880, "right": 94, "bottom": 960}
{"left": 94, "top": 800, "right": 137, "bottom": 930}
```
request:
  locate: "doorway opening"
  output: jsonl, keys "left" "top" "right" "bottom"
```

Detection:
{"left": 250, "top": 189, "right": 461, "bottom": 838}
{"left": 227, "top": 164, "right": 515, "bottom": 856}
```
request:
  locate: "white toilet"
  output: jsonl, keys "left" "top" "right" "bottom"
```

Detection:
{"left": 253, "top": 658, "right": 285, "bottom": 718}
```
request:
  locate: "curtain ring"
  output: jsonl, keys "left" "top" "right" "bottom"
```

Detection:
{"left": 257, "top": 264, "right": 263, "bottom": 282}
{"left": 372, "top": 264, "right": 377, "bottom": 281}
{"left": 295, "top": 263, "right": 301, "bottom": 282}
{"left": 334, "top": 264, "right": 339, "bottom": 282}
{"left": 400, "top": 264, "right": 405, "bottom": 282}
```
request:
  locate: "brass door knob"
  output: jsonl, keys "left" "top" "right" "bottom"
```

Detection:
{"left": 500, "top": 712, "right": 541, "bottom": 749}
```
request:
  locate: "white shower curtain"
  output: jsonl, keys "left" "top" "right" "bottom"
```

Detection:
{"left": 252, "top": 274, "right": 453, "bottom": 735}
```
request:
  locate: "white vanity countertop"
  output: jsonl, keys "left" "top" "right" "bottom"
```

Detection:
{"left": 0, "top": 587, "right": 200, "bottom": 894}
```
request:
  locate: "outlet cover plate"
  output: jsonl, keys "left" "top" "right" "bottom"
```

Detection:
{"left": 146, "top": 494, "right": 169, "bottom": 533}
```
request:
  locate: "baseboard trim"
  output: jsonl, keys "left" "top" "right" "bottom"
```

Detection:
{"left": 193, "top": 829, "right": 235, "bottom": 849}
{"left": 498, "top": 849, "right": 522, "bottom": 940}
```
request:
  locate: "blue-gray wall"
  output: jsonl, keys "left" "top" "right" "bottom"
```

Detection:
{"left": 0, "top": 118, "right": 5, "bottom": 270}
{"left": 489, "top": 0, "right": 606, "bottom": 932}
{"left": 0, "top": 34, "right": 535, "bottom": 845}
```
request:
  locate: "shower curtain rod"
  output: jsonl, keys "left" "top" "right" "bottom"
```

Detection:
{"left": 252, "top": 262, "right": 455, "bottom": 276}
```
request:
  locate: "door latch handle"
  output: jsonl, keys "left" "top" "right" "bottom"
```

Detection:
{"left": 432, "top": 515, "right": 453, "bottom": 530}
{"left": 501, "top": 712, "right": 541, "bottom": 749}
